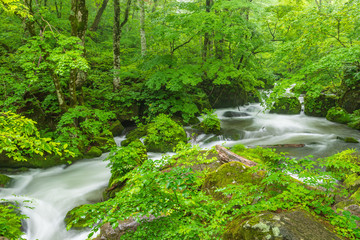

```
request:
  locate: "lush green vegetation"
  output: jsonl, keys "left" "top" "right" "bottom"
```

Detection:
{"left": 1, "top": 0, "right": 360, "bottom": 239}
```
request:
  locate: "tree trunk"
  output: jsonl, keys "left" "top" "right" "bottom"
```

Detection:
{"left": 51, "top": 73, "right": 67, "bottom": 113}
{"left": 90, "top": 0, "right": 109, "bottom": 32}
{"left": 215, "top": 145, "right": 257, "bottom": 167}
{"left": 113, "top": 0, "right": 132, "bottom": 91}
{"left": 69, "top": 0, "right": 88, "bottom": 106}
{"left": 139, "top": 0, "right": 146, "bottom": 56}
{"left": 202, "top": 0, "right": 212, "bottom": 61}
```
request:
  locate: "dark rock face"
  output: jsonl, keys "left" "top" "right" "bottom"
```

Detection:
{"left": 223, "top": 210, "right": 341, "bottom": 240}
{"left": 341, "top": 89, "right": 360, "bottom": 114}
{"left": 304, "top": 94, "right": 337, "bottom": 117}
{"left": 223, "top": 111, "right": 251, "bottom": 118}
{"left": 270, "top": 97, "right": 301, "bottom": 115}
{"left": 209, "top": 85, "right": 248, "bottom": 108}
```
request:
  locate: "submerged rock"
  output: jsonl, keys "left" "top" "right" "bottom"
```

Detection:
{"left": 270, "top": 97, "right": 301, "bottom": 115}
{"left": 223, "top": 210, "right": 341, "bottom": 240}
{"left": 223, "top": 111, "right": 251, "bottom": 118}
{"left": 109, "top": 120, "right": 125, "bottom": 137}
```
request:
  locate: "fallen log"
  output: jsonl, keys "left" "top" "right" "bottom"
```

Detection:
{"left": 252, "top": 144, "right": 305, "bottom": 148}
{"left": 215, "top": 145, "right": 257, "bottom": 167}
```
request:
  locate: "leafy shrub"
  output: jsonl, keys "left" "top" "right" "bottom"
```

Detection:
{"left": 199, "top": 110, "right": 221, "bottom": 134}
{"left": 0, "top": 202, "right": 28, "bottom": 240}
{"left": 321, "top": 149, "right": 360, "bottom": 179}
{"left": 144, "top": 114, "right": 187, "bottom": 152}
{"left": 56, "top": 106, "right": 116, "bottom": 156}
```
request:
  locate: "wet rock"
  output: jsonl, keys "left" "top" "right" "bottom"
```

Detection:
{"left": 109, "top": 120, "right": 124, "bottom": 137}
{"left": 0, "top": 174, "right": 12, "bottom": 188}
{"left": 270, "top": 97, "right": 301, "bottom": 115}
{"left": 344, "top": 137, "right": 359, "bottom": 143}
{"left": 304, "top": 94, "right": 337, "bottom": 117}
{"left": 223, "top": 111, "right": 251, "bottom": 118}
{"left": 209, "top": 85, "right": 248, "bottom": 108}
{"left": 223, "top": 210, "right": 341, "bottom": 240}
{"left": 65, "top": 204, "right": 92, "bottom": 230}
{"left": 93, "top": 136, "right": 116, "bottom": 151}
{"left": 341, "top": 88, "right": 360, "bottom": 114}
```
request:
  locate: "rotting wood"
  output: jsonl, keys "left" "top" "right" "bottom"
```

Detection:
{"left": 215, "top": 145, "right": 257, "bottom": 167}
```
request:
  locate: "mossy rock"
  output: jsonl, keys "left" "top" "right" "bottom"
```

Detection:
{"left": 109, "top": 120, "right": 125, "bottom": 137}
{"left": 121, "top": 125, "right": 148, "bottom": 147}
{"left": 202, "top": 161, "right": 261, "bottom": 200}
{"left": 326, "top": 107, "right": 351, "bottom": 124}
{"left": 0, "top": 174, "right": 12, "bottom": 187}
{"left": 341, "top": 88, "right": 360, "bottom": 114}
{"left": 209, "top": 85, "right": 248, "bottom": 108}
{"left": 270, "top": 97, "right": 301, "bottom": 115}
{"left": 304, "top": 94, "right": 337, "bottom": 117}
{"left": 348, "top": 119, "right": 360, "bottom": 130}
{"left": 93, "top": 136, "right": 116, "bottom": 151}
{"left": 350, "top": 188, "right": 360, "bottom": 201}
{"left": 223, "top": 210, "right": 341, "bottom": 240}
{"left": 85, "top": 146, "right": 102, "bottom": 158}
{"left": 144, "top": 115, "right": 187, "bottom": 152}
{"left": 344, "top": 137, "right": 359, "bottom": 143}
{"left": 65, "top": 205, "right": 92, "bottom": 230}
{"left": 344, "top": 174, "right": 360, "bottom": 190}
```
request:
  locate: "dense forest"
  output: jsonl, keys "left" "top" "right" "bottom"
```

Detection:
{"left": 1, "top": 0, "right": 360, "bottom": 239}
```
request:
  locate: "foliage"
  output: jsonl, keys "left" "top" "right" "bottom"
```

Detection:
{"left": 0, "top": 111, "right": 70, "bottom": 161}
{"left": 107, "top": 140, "right": 147, "bottom": 180}
{"left": 56, "top": 106, "right": 116, "bottom": 156}
{"left": 326, "top": 107, "right": 351, "bottom": 124}
{"left": 199, "top": 110, "right": 221, "bottom": 134}
{"left": 0, "top": 201, "right": 28, "bottom": 240}
{"left": 321, "top": 149, "right": 360, "bottom": 179}
{"left": 144, "top": 114, "right": 187, "bottom": 152}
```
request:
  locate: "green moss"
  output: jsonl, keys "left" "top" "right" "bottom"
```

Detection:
{"left": 326, "top": 107, "right": 351, "bottom": 124}
{"left": 270, "top": 97, "right": 301, "bottom": 115}
{"left": 85, "top": 146, "right": 102, "bottom": 158}
{"left": 93, "top": 136, "right": 116, "bottom": 151}
{"left": 344, "top": 137, "right": 359, "bottom": 143}
{"left": 344, "top": 174, "right": 360, "bottom": 189}
{"left": 0, "top": 174, "right": 12, "bottom": 187}
{"left": 350, "top": 188, "right": 360, "bottom": 201}
{"left": 121, "top": 125, "right": 148, "bottom": 147}
{"left": 202, "top": 161, "right": 260, "bottom": 200}
{"left": 304, "top": 94, "right": 337, "bottom": 117}
{"left": 109, "top": 120, "right": 124, "bottom": 136}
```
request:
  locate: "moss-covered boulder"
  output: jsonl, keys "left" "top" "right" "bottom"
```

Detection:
{"left": 326, "top": 107, "right": 351, "bottom": 124}
{"left": 144, "top": 114, "right": 187, "bottom": 152}
{"left": 121, "top": 125, "right": 148, "bottom": 147}
{"left": 202, "top": 161, "right": 260, "bottom": 200}
{"left": 0, "top": 174, "right": 12, "bottom": 188}
{"left": 93, "top": 136, "right": 116, "bottom": 151}
{"left": 341, "top": 88, "right": 360, "bottom": 114}
{"left": 344, "top": 137, "right": 359, "bottom": 143}
{"left": 270, "top": 97, "right": 301, "bottom": 115}
{"left": 109, "top": 120, "right": 124, "bottom": 137}
{"left": 85, "top": 146, "right": 102, "bottom": 158}
{"left": 304, "top": 94, "right": 337, "bottom": 117}
{"left": 344, "top": 174, "right": 360, "bottom": 190}
{"left": 223, "top": 210, "right": 341, "bottom": 240}
{"left": 209, "top": 85, "right": 248, "bottom": 108}
{"left": 65, "top": 204, "right": 92, "bottom": 230}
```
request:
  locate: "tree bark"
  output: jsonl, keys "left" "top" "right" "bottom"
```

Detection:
{"left": 215, "top": 145, "right": 257, "bottom": 167}
{"left": 202, "top": 0, "right": 212, "bottom": 61}
{"left": 139, "top": 0, "right": 147, "bottom": 56}
{"left": 51, "top": 73, "right": 67, "bottom": 113}
{"left": 90, "top": 0, "right": 109, "bottom": 32}
{"left": 113, "top": 0, "right": 132, "bottom": 91}
{"left": 69, "top": 0, "right": 88, "bottom": 106}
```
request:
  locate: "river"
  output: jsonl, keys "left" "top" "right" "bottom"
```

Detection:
{"left": 1, "top": 102, "right": 360, "bottom": 240}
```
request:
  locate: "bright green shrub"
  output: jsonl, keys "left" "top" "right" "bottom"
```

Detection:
{"left": 0, "top": 202, "right": 27, "bottom": 240}
{"left": 199, "top": 110, "right": 221, "bottom": 134}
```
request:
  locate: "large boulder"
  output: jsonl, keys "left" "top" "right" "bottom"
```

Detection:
{"left": 270, "top": 97, "right": 301, "bottom": 115}
{"left": 202, "top": 161, "right": 261, "bottom": 200}
{"left": 341, "top": 89, "right": 360, "bottom": 114}
{"left": 223, "top": 210, "right": 341, "bottom": 240}
{"left": 304, "top": 94, "right": 337, "bottom": 117}
{"left": 109, "top": 120, "right": 125, "bottom": 137}
{"left": 326, "top": 107, "right": 351, "bottom": 124}
{"left": 209, "top": 85, "right": 248, "bottom": 108}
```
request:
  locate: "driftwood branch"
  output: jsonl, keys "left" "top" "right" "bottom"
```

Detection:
{"left": 215, "top": 145, "right": 257, "bottom": 167}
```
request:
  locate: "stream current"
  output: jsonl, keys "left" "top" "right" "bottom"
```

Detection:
{"left": 1, "top": 102, "right": 360, "bottom": 240}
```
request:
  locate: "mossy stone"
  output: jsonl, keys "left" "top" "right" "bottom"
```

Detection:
{"left": 223, "top": 210, "right": 341, "bottom": 240}
{"left": 202, "top": 161, "right": 260, "bottom": 200}
{"left": 93, "top": 136, "right": 116, "bottom": 151}
{"left": 304, "top": 94, "right": 337, "bottom": 117}
{"left": 121, "top": 125, "right": 148, "bottom": 147}
{"left": 344, "top": 137, "right": 359, "bottom": 143}
{"left": 109, "top": 120, "right": 124, "bottom": 137}
{"left": 0, "top": 174, "right": 12, "bottom": 187}
{"left": 326, "top": 107, "right": 351, "bottom": 124}
{"left": 270, "top": 97, "right": 301, "bottom": 115}
{"left": 344, "top": 174, "right": 360, "bottom": 189}
{"left": 85, "top": 147, "right": 102, "bottom": 158}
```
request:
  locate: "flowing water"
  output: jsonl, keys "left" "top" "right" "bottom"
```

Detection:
{"left": 1, "top": 103, "right": 360, "bottom": 240}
